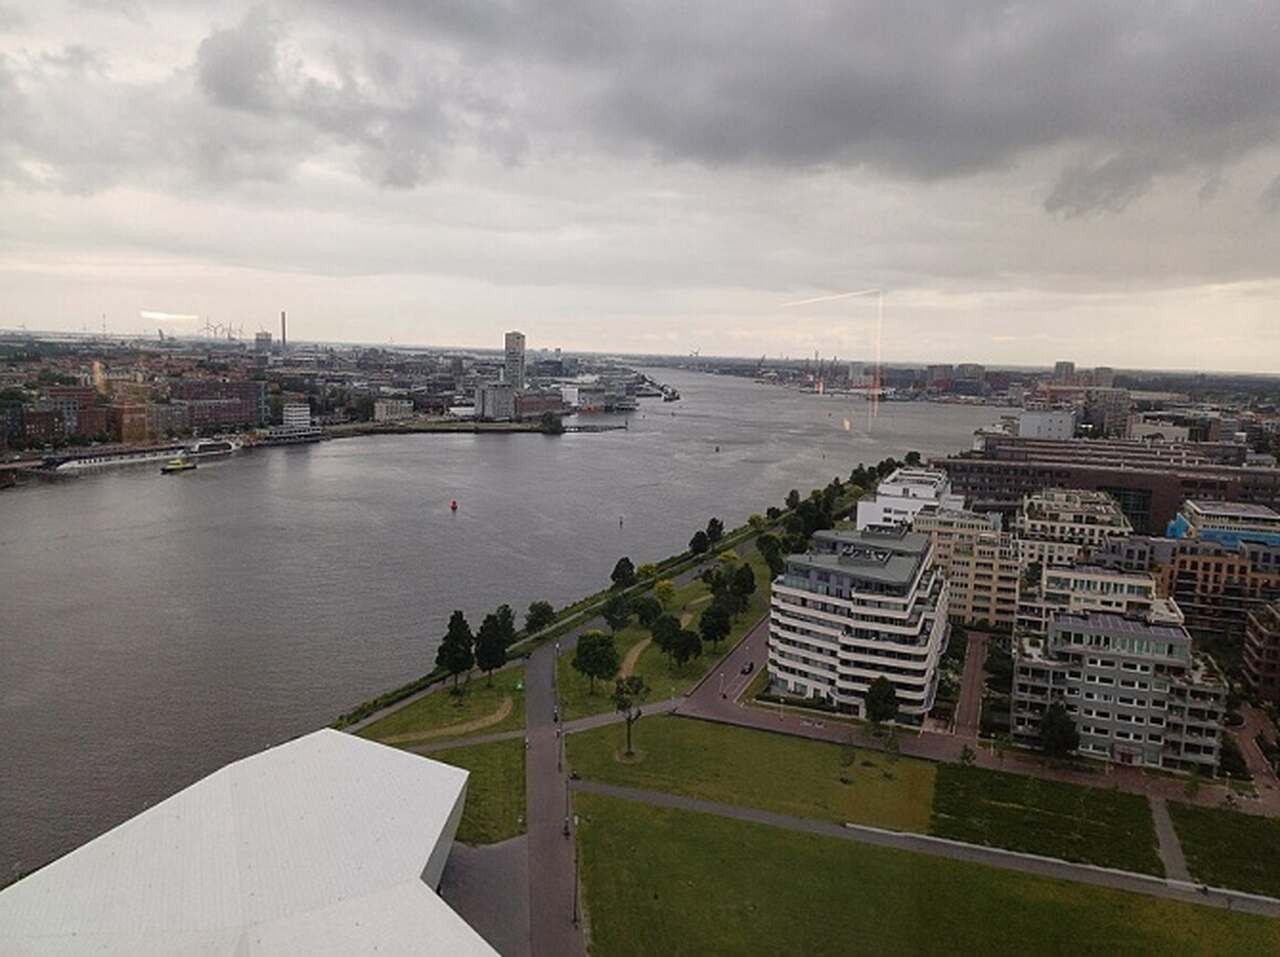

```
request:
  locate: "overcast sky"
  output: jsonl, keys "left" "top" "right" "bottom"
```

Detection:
{"left": 2, "top": 2, "right": 1279, "bottom": 370}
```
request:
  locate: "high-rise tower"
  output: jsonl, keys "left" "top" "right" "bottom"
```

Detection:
{"left": 504, "top": 331, "right": 526, "bottom": 390}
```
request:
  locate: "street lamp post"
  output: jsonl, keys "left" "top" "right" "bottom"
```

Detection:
{"left": 563, "top": 779, "right": 571, "bottom": 838}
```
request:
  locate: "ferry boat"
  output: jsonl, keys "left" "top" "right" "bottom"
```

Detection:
{"left": 52, "top": 445, "right": 187, "bottom": 472}
{"left": 187, "top": 438, "right": 242, "bottom": 458}
{"left": 160, "top": 457, "right": 197, "bottom": 474}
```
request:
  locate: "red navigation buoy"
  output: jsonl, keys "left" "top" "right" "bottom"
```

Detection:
{"left": 450, "top": 499, "right": 458, "bottom": 512}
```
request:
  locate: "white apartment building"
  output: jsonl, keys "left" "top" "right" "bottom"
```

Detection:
{"left": 373, "top": 398, "right": 415, "bottom": 422}
{"left": 768, "top": 527, "right": 950, "bottom": 721}
{"left": 282, "top": 402, "right": 312, "bottom": 429}
{"left": 1014, "top": 488, "right": 1133, "bottom": 567}
{"left": 1017, "top": 408, "right": 1078, "bottom": 440}
{"left": 912, "top": 506, "right": 1001, "bottom": 568}
{"left": 474, "top": 384, "right": 515, "bottom": 421}
{"left": 1015, "top": 564, "right": 1183, "bottom": 636}
{"left": 1012, "top": 612, "right": 1225, "bottom": 772}
{"left": 855, "top": 467, "right": 965, "bottom": 530}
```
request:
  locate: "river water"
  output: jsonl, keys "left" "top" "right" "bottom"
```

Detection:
{"left": 0, "top": 369, "right": 1004, "bottom": 876}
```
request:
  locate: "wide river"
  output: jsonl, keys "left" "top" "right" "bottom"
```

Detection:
{"left": 1, "top": 369, "right": 1005, "bottom": 876}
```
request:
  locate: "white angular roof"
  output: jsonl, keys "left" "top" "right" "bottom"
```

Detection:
{"left": 0, "top": 729, "right": 496, "bottom": 955}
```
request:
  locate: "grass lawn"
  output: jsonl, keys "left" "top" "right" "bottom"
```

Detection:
{"left": 930, "top": 764, "right": 1164, "bottom": 876}
{"left": 558, "top": 552, "right": 772, "bottom": 720}
{"left": 1168, "top": 802, "right": 1280, "bottom": 896}
{"left": 567, "top": 715, "right": 936, "bottom": 832}
{"left": 356, "top": 666, "right": 526, "bottom": 744}
{"left": 575, "top": 793, "right": 1277, "bottom": 957}
{"left": 431, "top": 738, "right": 526, "bottom": 845}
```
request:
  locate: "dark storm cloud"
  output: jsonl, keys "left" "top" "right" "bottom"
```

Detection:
{"left": 322, "top": 0, "right": 1280, "bottom": 209}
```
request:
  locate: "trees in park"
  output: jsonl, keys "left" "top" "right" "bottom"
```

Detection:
{"left": 689, "top": 529, "right": 710, "bottom": 554}
{"left": 731, "top": 562, "right": 756, "bottom": 602}
{"left": 756, "top": 533, "right": 786, "bottom": 578}
{"left": 636, "top": 562, "right": 659, "bottom": 581}
{"left": 612, "top": 675, "right": 650, "bottom": 756}
{"left": 706, "top": 517, "right": 725, "bottom": 544}
{"left": 747, "top": 513, "right": 765, "bottom": 531}
{"left": 573, "top": 631, "right": 620, "bottom": 694}
{"left": 494, "top": 603, "right": 517, "bottom": 647}
{"left": 602, "top": 592, "right": 632, "bottom": 634}
{"left": 960, "top": 744, "right": 976, "bottom": 767}
{"left": 436, "top": 610, "right": 475, "bottom": 688}
{"left": 865, "top": 676, "right": 898, "bottom": 726}
{"left": 525, "top": 600, "right": 556, "bottom": 635}
{"left": 698, "top": 599, "right": 732, "bottom": 650}
{"left": 539, "top": 410, "right": 565, "bottom": 434}
{"left": 611, "top": 557, "right": 637, "bottom": 589}
{"left": 786, "top": 489, "right": 801, "bottom": 510}
{"left": 671, "top": 629, "right": 703, "bottom": 669}
{"left": 904, "top": 450, "right": 922, "bottom": 467}
{"left": 474, "top": 613, "right": 506, "bottom": 684}
{"left": 650, "top": 613, "right": 682, "bottom": 662}
{"left": 654, "top": 578, "right": 676, "bottom": 609}
{"left": 633, "top": 594, "right": 663, "bottom": 628}
{"left": 1040, "top": 702, "right": 1080, "bottom": 757}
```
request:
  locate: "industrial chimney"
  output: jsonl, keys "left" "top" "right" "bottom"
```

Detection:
{"left": 280, "top": 310, "right": 287, "bottom": 355}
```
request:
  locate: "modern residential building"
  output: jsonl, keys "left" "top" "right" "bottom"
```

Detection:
{"left": 504, "top": 330, "right": 526, "bottom": 390}
{"left": 1014, "top": 488, "right": 1133, "bottom": 567}
{"left": 1015, "top": 564, "right": 1181, "bottom": 637}
{"left": 768, "top": 527, "right": 950, "bottom": 721}
{"left": 1052, "top": 360, "right": 1076, "bottom": 384}
{"left": 1167, "top": 500, "right": 1280, "bottom": 548}
{"left": 282, "top": 402, "right": 313, "bottom": 429}
{"left": 939, "top": 434, "right": 1279, "bottom": 533}
{"left": 1017, "top": 408, "right": 1077, "bottom": 441}
{"left": 1243, "top": 600, "right": 1280, "bottom": 705}
{"left": 474, "top": 383, "right": 516, "bottom": 421}
{"left": 1012, "top": 612, "right": 1225, "bottom": 772}
{"left": 911, "top": 506, "right": 1000, "bottom": 569}
{"left": 0, "top": 729, "right": 496, "bottom": 955}
{"left": 855, "top": 467, "right": 965, "bottom": 530}
{"left": 946, "top": 532, "right": 1021, "bottom": 628}
{"left": 373, "top": 398, "right": 414, "bottom": 422}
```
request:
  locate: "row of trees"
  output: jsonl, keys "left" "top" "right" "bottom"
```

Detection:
{"left": 434, "top": 599, "right": 558, "bottom": 689}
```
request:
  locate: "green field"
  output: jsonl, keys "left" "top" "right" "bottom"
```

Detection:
{"left": 930, "top": 763, "right": 1164, "bottom": 875}
{"left": 1169, "top": 802, "right": 1280, "bottom": 897}
{"left": 575, "top": 793, "right": 1277, "bottom": 957}
{"left": 567, "top": 715, "right": 936, "bottom": 832}
{"left": 432, "top": 738, "right": 526, "bottom": 845}
{"left": 356, "top": 666, "right": 526, "bottom": 744}
{"left": 557, "top": 552, "right": 773, "bottom": 720}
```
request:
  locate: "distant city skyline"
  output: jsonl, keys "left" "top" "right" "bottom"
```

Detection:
{"left": 2, "top": 3, "right": 1279, "bottom": 370}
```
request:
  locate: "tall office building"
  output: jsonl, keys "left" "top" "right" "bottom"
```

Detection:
{"left": 504, "top": 331, "right": 526, "bottom": 390}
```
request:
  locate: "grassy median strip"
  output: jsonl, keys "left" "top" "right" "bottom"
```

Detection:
{"left": 567, "top": 715, "right": 935, "bottom": 832}
{"left": 574, "top": 793, "right": 1277, "bottom": 957}
{"left": 930, "top": 763, "right": 1164, "bottom": 876}
{"left": 356, "top": 666, "right": 526, "bottom": 743}
{"left": 1168, "top": 802, "right": 1280, "bottom": 897}
{"left": 432, "top": 738, "right": 526, "bottom": 846}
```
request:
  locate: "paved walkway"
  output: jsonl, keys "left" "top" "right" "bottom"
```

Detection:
{"left": 440, "top": 836, "right": 531, "bottom": 957}
{"left": 571, "top": 780, "right": 1280, "bottom": 918}
{"left": 1149, "top": 796, "right": 1191, "bottom": 882}
{"left": 1235, "top": 704, "right": 1279, "bottom": 794}
{"left": 954, "top": 631, "right": 990, "bottom": 738}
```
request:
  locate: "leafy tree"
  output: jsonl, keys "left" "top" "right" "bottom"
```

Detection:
{"left": 671, "top": 629, "right": 703, "bottom": 669}
{"left": 706, "top": 517, "right": 725, "bottom": 543}
{"left": 765, "top": 506, "right": 781, "bottom": 520}
{"left": 785, "top": 489, "right": 801, "bottom": 510}
{"left": 572, "top": 631, "right": 620, "bottom": 694}
{"left": 611, "top": 557, "right": 637, "bottom": 589}
{"left": 602, "top": 591, "right": 632, "bottom": 634}
{"left": 525, "top": 600, "right": 556, "bottom": 634}
{"left": 636, "top": 563, "right": 659, "bottom": 581}
{"left": 731, "top": 562, "right": 756, "bottom": 602}
{"left": 747, "top": 513, "right": 765, "bottom": 531}
{"left": 699, "top": 599, "right": 732, "bottom": 650}
{"left": 717, "top": 549, "right": 740, "bottom": 567}
{"left": 654, "top": 578, "right": 676, "bottom": 608}
{"left": 538, "top": 410, "right": 564, "bottom": 434}
{"left": 633, "top": 594, "right": 663, "bottom": 628}
{"left": 612, "top": 675, "right": 650, "bottom": 756}
{"left": 904, "top": 450, "right": 922, "bottom": 467}
{"left": 1040, "top": 702, "right": 1079, "bottom": 757}
{"left": 756, "top": 533, "right": 786, "bottom": 578}
{"left": 436, "top": 611, "right": 475, "bottom": 688}
{"left": 865, "top": 676, "right": 898, "bottom": 726}
{"left": 494, "top": 603, "right": 517, "bottom": 646}
{"left": 650, "top": 613, "right": 682, "bottom": 661}
{"left": 689, "top": 530, "right": 710, "bottom": 554}
{"left": 474, "top": 614, "right": 506, "bottom": 684}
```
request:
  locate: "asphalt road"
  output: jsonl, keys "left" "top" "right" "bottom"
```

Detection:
{"left": 954, "top": 630, "right": 990, "bottom": 738}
